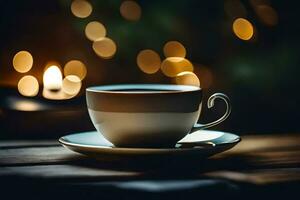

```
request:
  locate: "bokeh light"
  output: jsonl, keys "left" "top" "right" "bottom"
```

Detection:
{"left": 64, "top": 60, "right": 87, "bottom": 80}
{"left": 62, "top": 75, "right": 82, "bottom": 96}
{"left": 161, "top": 57, "right": 193, "bottom": 77}
{"left": 232, "top": 18, "right": 254, "bottom": 41}
{"left": 255, "top": 5, "right": 278, "bottom": 26}
{"left": 13, "top": 51, "right": 33, "bottom": 73}
{"left": 163, "top": 41, "right": 186, "bottom": 58}
{"left": 175, "top": 71, "right": 200, "bottom": 87}
{"left": 137, "top": 49, "right": 161, "bottom": 74}
{"left": 85, "top": 21, "right": 106, "bottom": 41}
{"left": 92, "top": 37, "right": 117, "bottom": 59}
{"left": 17, "top": 75, "right": 39, "bottom": 97}
{"left": 120, "top": 0, "right": 141, "bottom": 21}
{"left": 43, "top": 65, "right": 63, "bottom": 90}
{"left": 71, "top": 0, "right": 92, "bottom": 18}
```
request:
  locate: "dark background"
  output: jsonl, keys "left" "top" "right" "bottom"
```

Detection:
{"left": 0, "top": 0, "right": 299, "bottom": 139}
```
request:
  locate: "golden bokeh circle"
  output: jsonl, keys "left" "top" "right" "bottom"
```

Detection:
{"left": 175, "top": 71, "right": 200, "bottom": 87}
{"left": 232, "top": 18, "right": 254, "bottom": 41}
{"left": 13, "top": 51, "right": 33, "bottom": 73}
{"left": 71, "top": 0, "right": 93, "bottom": 18}
{"left": 137, "top": 50, "right": 161, "bottom": 74}
{"left": 120, "top": 0, "right": 141, "bottom": 21}
{"left": 64, "top": 60, "right": 87, "bottom": 80}
{"left": 18, "top": 75, "right": 39, "bottom": 97}
{"left": 163, "top": 41, "right": 186, "bottom": 58}
{"left": 92, "top": 37, "right": 117, "bottom": 59}
{"left": 85, "top": 21, "right": 106, "bottom": 41}
{"left": 62, "top": 75, "right": 82, "bottom": 96}
{"left": 161, "top": 57, "right": 193, "bottom": 77}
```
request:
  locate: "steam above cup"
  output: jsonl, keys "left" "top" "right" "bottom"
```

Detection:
{"left": 86, "top": 84, "right": 231, "bottom": 148}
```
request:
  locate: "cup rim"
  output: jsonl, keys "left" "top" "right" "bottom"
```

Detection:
{"left": 86, "top": 84, "right": 201, "bottom": 94}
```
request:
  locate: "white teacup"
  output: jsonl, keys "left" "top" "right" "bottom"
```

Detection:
{"left": 86, "top": 84, "right": 231, "bottom": 147}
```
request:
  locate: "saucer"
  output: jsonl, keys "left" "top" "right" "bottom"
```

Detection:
{"left": 59, "top": 130, "right": 240, "bottom": 160}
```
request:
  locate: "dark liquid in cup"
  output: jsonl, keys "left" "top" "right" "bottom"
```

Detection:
{"left": 87, "top": 84, "right": 199, "bottom": 93}
{"left": 108, "top": 89, "right": 180, "bottom": 92}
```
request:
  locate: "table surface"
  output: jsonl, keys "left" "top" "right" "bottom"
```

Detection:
{"left": 1, "top": 133, "right": 300, "bottom": 199}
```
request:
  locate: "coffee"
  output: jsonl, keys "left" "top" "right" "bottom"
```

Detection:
{"left": 106, "top": 89, "right": 176, "bottom": 92}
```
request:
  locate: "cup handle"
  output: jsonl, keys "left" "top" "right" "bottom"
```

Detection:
{"left": 190, "top": 93, "right": 231, "bottom": 132}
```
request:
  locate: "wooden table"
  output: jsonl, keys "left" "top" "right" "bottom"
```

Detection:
{"left": 1, "top": 134, "right": 299, "bottom": 199}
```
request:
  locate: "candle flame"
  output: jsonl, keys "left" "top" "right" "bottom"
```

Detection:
{"left": 43, "top": 65, "right": 63, "bottom": 90}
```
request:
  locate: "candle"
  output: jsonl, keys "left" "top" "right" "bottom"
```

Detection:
{"left": 43, "top": 65, "right": 63, "bottom": 91}
{"left": 42, "top": 65, "right": 82, "bottom": 100}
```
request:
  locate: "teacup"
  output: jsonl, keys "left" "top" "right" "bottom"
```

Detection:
{"left": 86, "top": 84, "right": 231, "bottom": 147}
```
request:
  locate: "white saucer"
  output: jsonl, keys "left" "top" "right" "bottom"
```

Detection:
{"left": 59, "top": 130, "right": 240, "bottom": 160}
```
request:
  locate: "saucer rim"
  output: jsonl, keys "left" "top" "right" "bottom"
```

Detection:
{"left": 59, "top": 131, "right": 241, "bottom": 153}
